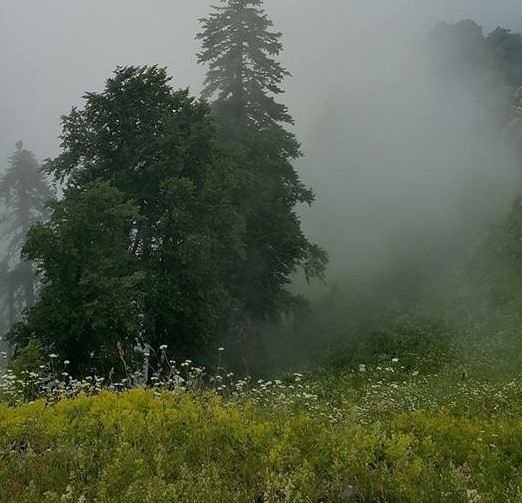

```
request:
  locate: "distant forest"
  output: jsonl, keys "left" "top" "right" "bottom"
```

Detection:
{"left": 430, "top": 19, "right": 522, "bottom": 87}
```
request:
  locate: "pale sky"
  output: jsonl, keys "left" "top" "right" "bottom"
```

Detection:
{"left": 1, "top": 0, "right": 521, "bottom": 273}
{"left": 1, "top": 0, "right": 520, "bottom": 162}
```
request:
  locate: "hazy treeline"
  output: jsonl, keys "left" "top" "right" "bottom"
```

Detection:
{"left": 2, "top": 8, "right": 522, "bottom": 377}
{"left": 263, "top": 19, "right": 522, "bottom": 372}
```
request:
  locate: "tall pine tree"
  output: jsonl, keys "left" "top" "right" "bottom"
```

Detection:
{"left": 0, "top": 142, "right": 53, "bottom": 330}
{"left": 197, "top": 0, "right": 328, "bottom": 330}
{"left": 197, "top": 0, "right": 292, "bottom": 131}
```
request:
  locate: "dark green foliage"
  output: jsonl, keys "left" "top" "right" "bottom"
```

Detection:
{"left": 197, "top": 0, "right": 292, "bottom": 131}
{"left": 10, "top": 181, "right": 143, "bottom": 375}
{"left": 9, "top": 338, "right": 43, "bottom": 376}
{"left": 0, "top": 143, "right": 53, "bottom": 330}
{"left": 9, "top": 66, "right": 246, "bottom": 374}
{"left": 197, "top": 0, "right": 327, "bottom": 327}
{"left": 355, "top": 314, "right": 454, "bottom": 369}
{"left": 7, "top": 338, "right": 45, "bottom": 400}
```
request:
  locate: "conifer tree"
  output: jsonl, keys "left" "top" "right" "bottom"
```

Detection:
{"left": 197, "top": 0, "right": 327, "bottom": 326}
{"left": 0, "top": 142, "right": 52, "bottom": 329}
{"left": 197, "top": 0, "right": 292, "bottom": 131}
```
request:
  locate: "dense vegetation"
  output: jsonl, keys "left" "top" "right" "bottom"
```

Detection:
{"left": 429, "top": 19, "right": 522, "bottom": 88}
{"left": 3, "top": 2, "right": 522, "bottom": 502}
{"left": 7, "top": 67, "right": 250, "bottom": 376}
{"left": 2, "top": 0, "right": 326, "bottom": 375}
{"left": 3, "top": 349, "right": 522, "bottom": 503}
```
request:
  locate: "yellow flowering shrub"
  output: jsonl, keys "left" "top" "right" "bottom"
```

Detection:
{"left": 3, "top": 370, "right": 522, "bottom": 502}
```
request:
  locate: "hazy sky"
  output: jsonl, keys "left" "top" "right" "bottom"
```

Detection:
{"left": 1, "top": 0, "right": 520, "bottom": 161}
{"left": 1, "top": 0, "right": 522, "bottom": 274}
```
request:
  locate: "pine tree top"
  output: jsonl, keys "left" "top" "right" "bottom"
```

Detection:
{"left": 197, "top": 0, "right": 293, "bottom": 130}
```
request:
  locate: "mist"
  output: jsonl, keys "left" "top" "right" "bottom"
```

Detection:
{"left": 2, "top": 1, "right": 521, "bottom": 286}
{"left": 280, "top": 2, "right": 522, "bottom": 280}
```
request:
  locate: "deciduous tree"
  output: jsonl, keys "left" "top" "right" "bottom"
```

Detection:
{"left": 10, "top": 66, "right": 246, "bottom": 373}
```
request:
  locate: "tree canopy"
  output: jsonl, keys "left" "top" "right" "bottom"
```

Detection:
{"left": 9, "top": 2, "right": 329, "bottom": 374}
{"left": 9, "top": 66, "right": 246, "bottom": 374}
{"left": 429, "top": 19, "right": 522, "bottom": 89}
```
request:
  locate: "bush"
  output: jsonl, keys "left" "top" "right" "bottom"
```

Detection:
{"left": 3, "top": 371, "right": 522, "bottom": 502}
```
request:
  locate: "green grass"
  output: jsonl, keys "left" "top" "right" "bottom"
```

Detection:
{"left": 3, "top": 354, "right": 522, "bottom": 503}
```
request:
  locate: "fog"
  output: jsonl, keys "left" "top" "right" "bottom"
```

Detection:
{"left": 2, "top": 0, "right": 522, "bottom": 278}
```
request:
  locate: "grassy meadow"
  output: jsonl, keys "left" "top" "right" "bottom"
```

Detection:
{"left": 3, "top": 338, "right": 522, "bottom": 503}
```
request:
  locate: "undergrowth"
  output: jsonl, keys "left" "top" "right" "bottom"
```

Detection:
{"left": 3, "top": 347, "right": 522, "bottom": 503}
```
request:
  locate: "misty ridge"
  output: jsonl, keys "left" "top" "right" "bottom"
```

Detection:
{"left": 5, "top": 2, "right": 522, "bottom": 502}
